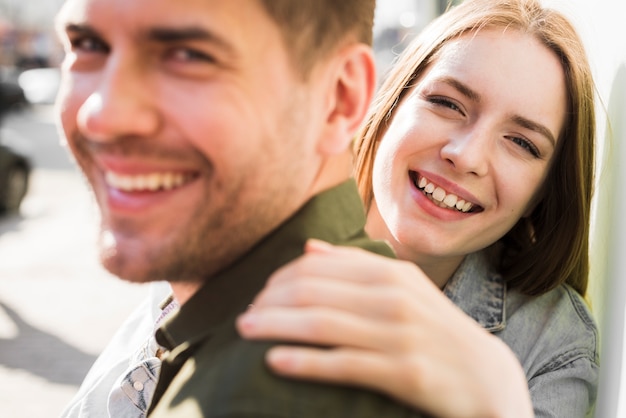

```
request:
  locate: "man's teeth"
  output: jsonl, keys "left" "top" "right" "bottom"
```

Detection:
{"left": 417, "top": 176, "right": 473, "bottom": 213}
{"left": 105, "top": 171, "right": 191, "bottom": 192}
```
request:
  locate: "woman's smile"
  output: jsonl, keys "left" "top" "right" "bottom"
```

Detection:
{"left": 409, "top": 171, "right": 483, "bottom": 213}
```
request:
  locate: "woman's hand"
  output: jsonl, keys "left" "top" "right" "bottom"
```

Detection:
{"left": 236, "top": 239, "right": 533, "bottom": 418}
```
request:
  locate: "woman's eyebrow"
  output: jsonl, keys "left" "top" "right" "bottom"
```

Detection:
{"left": 437, "top": 76, "right": 482, "bottom": 103}
{"left": 511, "top": 114, "right": 557, "bottom": 147}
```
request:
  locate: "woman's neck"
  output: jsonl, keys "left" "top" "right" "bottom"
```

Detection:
{"left": 364, "top": 203, "right": 465, "bottom": 289}
{"left": 396, "top": 249, "right": 465, "bottom": 289}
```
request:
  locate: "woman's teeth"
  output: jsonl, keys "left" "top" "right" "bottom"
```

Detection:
{"left": 417, "top": 175, "right": 474, "bottom": 213}
{"left": 105, "top": 171, "right": 193, "bottom": 192}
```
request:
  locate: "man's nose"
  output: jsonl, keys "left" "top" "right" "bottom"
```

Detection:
{"left": 77, "top": 56, "right": 160, "bottom": 142}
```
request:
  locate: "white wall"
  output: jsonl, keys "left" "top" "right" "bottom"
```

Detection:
{"left": 546, "top": 1, "right": 626, "bottom": 416}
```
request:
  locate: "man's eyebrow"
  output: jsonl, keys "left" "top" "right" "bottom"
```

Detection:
{"left": 56, "top": 22, "right": 104, "bottom": 46}
{"left": 63, "top": 23, "right": 99, "bottom": 37}
{"left": 146, "top": 26, "right": 234, "bottom": 54}
{"left": 59, "top": 23, "right": 234, "bottom": 55}
{"left": 438, "top": 76, "right": 482, "bottom": 103}
{"left": 512, "top": 115, "right": 557, "bottom": 147}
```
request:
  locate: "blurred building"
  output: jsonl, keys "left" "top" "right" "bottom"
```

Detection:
{"left": 0, "top": 0, "right": 64, "bottom": 68}
{"left": 373, "top": 0, "right": 461, "bottom": 79}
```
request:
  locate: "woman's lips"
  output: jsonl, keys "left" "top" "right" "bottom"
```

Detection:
{"left": 409, "top": 171, "right": 483, "bottom": 213}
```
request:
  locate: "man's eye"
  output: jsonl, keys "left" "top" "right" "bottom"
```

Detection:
{"left": 167, "top": 48, "right": 215, "bottom": 63}
{"left": 70, "top": 37, "right": 109, "bottom": 54}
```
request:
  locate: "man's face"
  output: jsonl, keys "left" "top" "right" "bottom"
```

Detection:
{"left": 56, "top": 0, "right": 327, "bottom": 284}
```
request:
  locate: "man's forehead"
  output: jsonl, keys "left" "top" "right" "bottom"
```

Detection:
{"left": 56, "top": 0, "right": 277, "bottom": 53}
{"left": 57, "top": 0, "right": 267, "bottom": 31}
{"left": 57, "top": 0, "right": 198, "bottom": 27}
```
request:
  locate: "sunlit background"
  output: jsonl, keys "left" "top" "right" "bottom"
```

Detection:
{"left": 0, "top": 1, "right": 624, "bottom": 417}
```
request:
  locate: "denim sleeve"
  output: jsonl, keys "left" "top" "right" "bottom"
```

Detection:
{"left": 529, "top": 355, "right": 599, "bottom": 418}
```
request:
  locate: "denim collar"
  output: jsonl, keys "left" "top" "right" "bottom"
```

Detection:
{"left": 443, "top": 251, "right": 506, "bottom": 332}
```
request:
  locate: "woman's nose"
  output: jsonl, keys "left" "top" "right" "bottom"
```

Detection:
{"left": 77, "top": 56, "right": 160, "bottom": 143}
{"left": 440, "top": 128, "right": 490, "bottom": 177}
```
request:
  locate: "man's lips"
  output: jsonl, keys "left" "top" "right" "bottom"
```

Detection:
{"left": 98, "top": 168, "right": 201, "bottom": 215}
{"left": 409, "top": 171, "right": 484, "bottom": 213}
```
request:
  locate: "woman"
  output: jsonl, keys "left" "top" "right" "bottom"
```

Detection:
{"left": 237, "top": 0, "right": 599, "bottom": 417}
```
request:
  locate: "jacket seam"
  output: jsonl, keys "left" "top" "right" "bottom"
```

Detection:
{"left": 564, "top": 285, "right": 600, "bottom": 362}
{"left": 534, "top": 349, "right": 599, "bottom": 377}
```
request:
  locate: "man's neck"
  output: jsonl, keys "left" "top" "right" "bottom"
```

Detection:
{"left": 170, "top": 281, "right": 202, "bottom": 305}
{"left": 309, "top": 150, "right": 353, "bottom": 197}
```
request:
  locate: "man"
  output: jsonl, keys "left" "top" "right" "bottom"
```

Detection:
{"left": 56, "top": 0, "right": 423, "bottom": 416}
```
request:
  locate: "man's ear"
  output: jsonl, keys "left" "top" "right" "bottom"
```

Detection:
{"left": 318, "top": 43, "right": 376, "bottom": 156}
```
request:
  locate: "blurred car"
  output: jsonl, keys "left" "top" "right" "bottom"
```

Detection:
{"left": 0, "top": 141, "right": 31, "bottom": 213}
{"left": 0, "top": 67, "right": 28, "bottom": 116}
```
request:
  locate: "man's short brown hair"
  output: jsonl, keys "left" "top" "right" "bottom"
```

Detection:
{"left": 259, "top": 0, "right": 376, "bottom": 77}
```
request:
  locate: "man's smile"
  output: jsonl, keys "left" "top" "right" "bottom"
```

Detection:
{"left": 104, "top": 170, "right": 197, "bottom": 192}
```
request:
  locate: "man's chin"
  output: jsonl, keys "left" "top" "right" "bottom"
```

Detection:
{"left": 98, "top": 231, "right": 158, "bottom": 283}
{"left": 100, "top": 253, "right": 155, "bottom": 284}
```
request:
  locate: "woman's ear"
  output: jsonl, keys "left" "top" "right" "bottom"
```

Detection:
{"left": 317, "top": 43, "right": 376, "bottom": 156}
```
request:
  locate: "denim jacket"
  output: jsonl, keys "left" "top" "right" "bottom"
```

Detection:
{"left": 444, "top": 251, "right": 599, "bottom": 418}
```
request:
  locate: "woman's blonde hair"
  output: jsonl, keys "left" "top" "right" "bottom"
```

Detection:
{"left": 354, "top": 0, "right": 595, "bottom": 296}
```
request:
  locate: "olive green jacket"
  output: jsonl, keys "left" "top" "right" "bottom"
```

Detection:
{"left": 148, "top": 179, "right": 424, "bottom": 417}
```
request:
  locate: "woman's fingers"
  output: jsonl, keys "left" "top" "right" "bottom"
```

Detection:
{"left": 265, "top": 345, "right": 407, "bottom": 399}
{"left": 266, "top": 240, "right": 426, "bottom": 291}
{"left": 237, "top": 305, "right": 417, "bottom": 353}
{"left": 254, "top": 240, "right": 442, "bottom": 322}
{"left": 251, "top": 273, "right": 435, "bottom": 322}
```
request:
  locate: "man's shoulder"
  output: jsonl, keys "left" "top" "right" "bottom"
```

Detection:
{"left": 151, "top": 322, "right": 418, "bottom": 417}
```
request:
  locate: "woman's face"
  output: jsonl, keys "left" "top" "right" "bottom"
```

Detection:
{"left": 366, "top": 28, "right": 567, "bottom": 270}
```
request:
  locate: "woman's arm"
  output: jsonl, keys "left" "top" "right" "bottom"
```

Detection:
{"left": 237, "top": 240, "right": 533, "bottom": 418}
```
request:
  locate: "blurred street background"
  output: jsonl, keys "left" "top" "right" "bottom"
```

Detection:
{"left": 0, "top": 104, "right": 151, "bottom": 416}
{"left": 1, "top": 0, "right": 625, "bottom": 417}
{"left": 0, "top": 1, "right": 151, "bottom": 416}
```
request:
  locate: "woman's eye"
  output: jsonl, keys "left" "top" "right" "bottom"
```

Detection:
{"left": 428, "top": 96, "right": 463, "bottom": 114}
{"left": 509, "top": 136, "right": 540, "bottom": 158}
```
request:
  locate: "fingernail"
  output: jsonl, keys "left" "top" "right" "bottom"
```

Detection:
{"left": 305, "top": 239, "right": 334, "bottom": 253}
{"left": 267, "top": 347, "right": 294, "bottom": 368}
{"left": 237, "top": 312, "right": 257, "bottom": 332}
